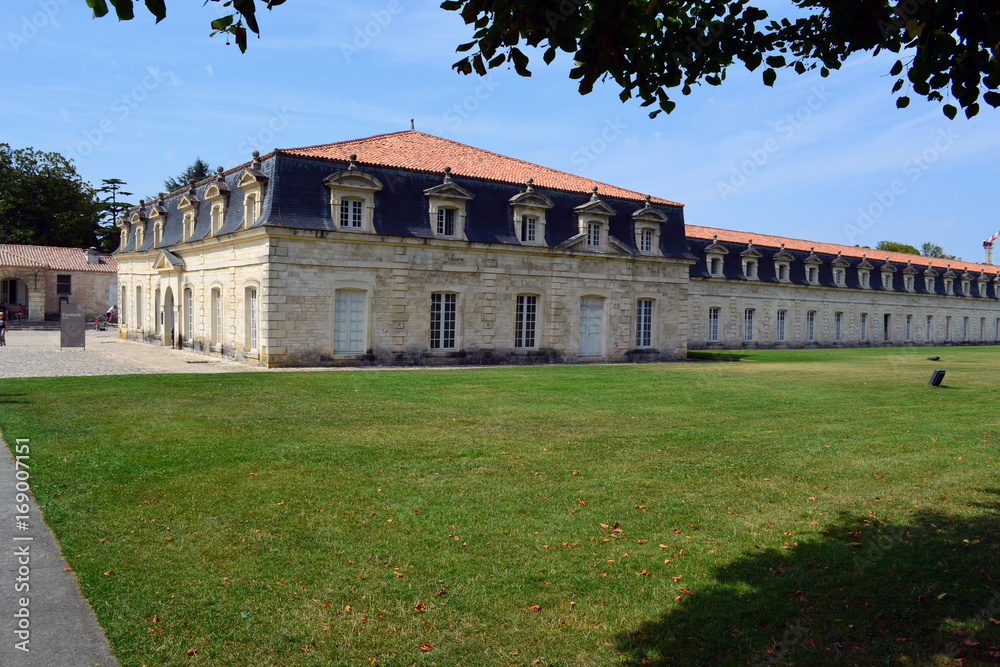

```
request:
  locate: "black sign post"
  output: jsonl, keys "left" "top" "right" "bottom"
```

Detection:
{"left": 60, "top": 303, "right": 86, "bottom": 349}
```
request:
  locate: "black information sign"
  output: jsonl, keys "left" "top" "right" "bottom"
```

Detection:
{"left": 60, "top": 303, "right": 86, "bottom": 349}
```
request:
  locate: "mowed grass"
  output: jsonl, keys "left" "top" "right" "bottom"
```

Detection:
{"left": 1, "top": 347, "right": 999, "bottom": 666}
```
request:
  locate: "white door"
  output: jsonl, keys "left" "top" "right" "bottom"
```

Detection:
{"left": 334, "top": 290, "right": 366, "bottom": 353}
{"left": 579, "top": 296, "right": 603, "bottom": 356}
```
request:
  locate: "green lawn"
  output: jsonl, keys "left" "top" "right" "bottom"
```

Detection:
{"left": 1, "top": 347, "right": 999, "bottom": 666}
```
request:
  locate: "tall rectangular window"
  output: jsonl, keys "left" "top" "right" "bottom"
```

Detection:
{"left": 744, "top": 309, "right": 754, "bottom": 342}
{"left": 135, "top": 286, "right": 142, "bottom": 329}
{"left": 963, "top": 316, "right": 969, "bottom": 341}
{"left": 154, "top": 288, "right": 161, "bottom": 334}
{"left": 981, "top": 317, "right": 986, "bottom": 341}
{"left": 437, "top": 208, "right": 456, "bottom": 236}
{"left": 708, "top": 307, "right": 720, "bottom": 343}
{"left": 905, "top": 314, "right": 912, "bottom": 342}
{"left": 587, "top": 222, "right": 601, "bottom": 248}
{"left": 211, "top": 288, "right": 222, "bottom": 346}
{"left": 520, "top": 216, "right": 536, "bottom": 243}
{"left": 883, "top": 313, "right": 891, "bottom": 342}
{"left": 945, "top": 316, "right": 952, "bottom": 341}
{"left": 807, "top": 311, "right": 816, "bottom": 342}
{"left": 514, "top": 295, "right": 537, "bottom": 349}
{"left": 635, "top": 299, "right": 653, "bottom": 348}
{"left": 834, "top": 312, "right": 842, "bottom": 342}
{"left": 776, "top": 310, "right": 786, "bottom": 343}
{"left": 430, "top": 293, "right": 457, "bottom": 350}
{"left": 334, "top": 289, "right": 366, "bottom": 353}
{"left": 926, "top": 315, "right": 933, "bottom": 342}
{"left": 120, "top": 287, "right": 127, "bottom": 326}
{"left": 640, "top": 229, "right": 653, "bottom": 253}
{"left": 246, "top": 287, "right": 258, "bottom": 352}
{"left": 860, "top": 313, "right": 868, "bottom": 342}
{"left": 340, "top": 199, "right": 363, "bottom": 228}
{"left": 184, "top": 288, "right": 193, "bottom": 341}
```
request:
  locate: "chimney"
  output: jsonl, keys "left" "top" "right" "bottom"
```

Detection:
{"left": 85, "top": 247, "right": 100, "bottom": 264}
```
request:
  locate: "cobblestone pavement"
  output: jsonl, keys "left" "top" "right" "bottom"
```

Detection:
{"left": 0, "top": 328, "right": 265, "bottom": 378}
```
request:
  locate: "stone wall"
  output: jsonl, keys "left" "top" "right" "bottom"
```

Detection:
{"left": 689, "top": 277, "right": 1000, "bottom": 348}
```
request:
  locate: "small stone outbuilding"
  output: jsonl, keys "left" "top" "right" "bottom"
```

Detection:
{"left": 0, "top": 245, "right": 118, "bottom": 321}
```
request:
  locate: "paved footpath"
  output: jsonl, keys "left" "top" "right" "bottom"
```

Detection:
{"left": 0, "top": 329, "right": 263, "bottom": 666}
{"left": 0, "top": 327, "right": 265, "bottom": 378}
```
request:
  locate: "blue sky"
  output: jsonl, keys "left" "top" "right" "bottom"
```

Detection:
{"left": 4, "top": 0, "right": 1000, "bottom": 262}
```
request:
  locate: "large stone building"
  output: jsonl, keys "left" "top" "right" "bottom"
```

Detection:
{"left": 113, "top": 131, "right": 1000, "bottom": 367}
{"left": 0, "top": 245, "right": 117, "bottom": 321}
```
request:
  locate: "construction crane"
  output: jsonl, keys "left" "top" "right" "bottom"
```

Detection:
{"left": 986, "top": 229, "right": 1000, "bottom": 265}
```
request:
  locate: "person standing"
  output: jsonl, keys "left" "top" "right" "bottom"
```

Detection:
{"left": 0, "top": 309, "right": 7, "bottom": 346}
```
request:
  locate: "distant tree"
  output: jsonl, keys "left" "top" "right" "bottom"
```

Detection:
{"left": 164, "top": 158, "right": 213, "bottom": 193}
{"left": 97, "top": 178, "right": 135, "bottom": 252}
{"left": 876, "top": 240, "right": 920, "bottom": 256}
{"left": 0, "top": 144, "right": 103, "bottom": 247}
{"left": 921, "top": 242, "right": 958, "bottom": 260}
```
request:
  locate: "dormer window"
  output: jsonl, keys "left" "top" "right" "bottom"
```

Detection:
{"left": 902, "top": 262, "right": 917, "bottom": 292}
{"left": 639, "top": 228, "right": 653, "bottom": 253}
{"left": 740, "top": 240, "right": 761, "bottom": 280}
{"left": 704, "top": 235, "right": 729, "bottom": 277}
{"left": 587, "top": 222, "right": 601, "bottom": 248}
{"left": 803, "top": 248, "right": 821, "bottom": 285}
{"left": 925, "top": 276, "right": 935, "bottom": 292}
{"left": 631, "top": 196, "right": 665, "bottom": 257}
{"left": 136, "top": 226, "right": 144, "bottom": 248}
{"left": 244, "top": 192, "right": 260, "bottom": 228}
{"left": 153, "top": 221, "right": 163, "bottom": 247}
{"left": 944, "top": 278, "right": 953, "bottom": 294}
{"left": 510, "top": 178, "right": 553, "bottom": 247}
{"left": 204, "top": 166, "right": 230, "bottom": 238}
{"left": 183, "top": 213, "right": 195, "bottom": 242}
{"left": 904, "top": 275, "right": 914, "bottom": 291}
{"left": 424, "top": 166, "right": 473, "bottom": 240}
{"left": 326, "top": 154, "right": 383, "bottom": 234}
{"left": 860, "top": 271, "right": 869, "bottom": 288}
{"left": 340, "top": 198, "right": 364, "bottom": 229}
{"left": 438, "top": 208, "right": 457, "bottom": 237}
{"left": 772, "top": 244, "right": 794, "bottom": 283}
{"left": 237, "top": 151, "right": 268, "bottom": 231}
{"left": 882, "top": 272, "right": 892, "bottom": 290}
{"left": 521, "top": 215, "right": 537, "bottom": 243}
{"left": 831, "top": 252, "right": 849, "bottom": 288}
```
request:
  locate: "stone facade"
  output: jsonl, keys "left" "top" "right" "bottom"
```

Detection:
{"left": 0, "top": 246, "right": 117, "bottom": 321}
{"left": 113, "top": 131, "right": 1000, "bottom": 368}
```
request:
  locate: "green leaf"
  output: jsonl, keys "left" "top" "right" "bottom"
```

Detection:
{"left": 892, "top": 79, "right": 904, "bottom": 93}
{"left": 510, "top": 47, "right": 531, "bottom": 77}
{"left": 794, "top": 61, "right": 805, "bottom": 75}
{"left": 964, "top": 102, "right": 979, "bottom": 119}
{"left": 144, "top": 0, "right": 166, "bottom": 22}
{"left": 762, "top": 67, "right": 776, "bottom": 87}
{"left": 87, "top": 0, "right": 110, "bottom": 19}
{"left": 109, "top": 0, "right": 134, "bottom": 21}
{"left": 440, "top": 0, "right": 462, "bottom": 9}
{"left": 765, "top": 55, "right": 785, "bottom": 68}
{"left": 233, "top": 0, "right": 259, "bottom": 34}
{"left": 896, "top": 96, "right": 909, "bottom": 108}
{"left": 943, "top": 104, "right": 957, "bottom": 119}
{"left": 983, "top": 91, "right": 1000, "bottom": 108}
{"left": 211, "top": 15, "right": 234, "bottom": 31}
{"left": 890, "top": 60, "right": 903, "bottom": 76}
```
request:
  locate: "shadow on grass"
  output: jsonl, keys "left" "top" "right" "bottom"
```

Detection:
{"left": 616, "top": 497, "right": 1000, "bottom": 666}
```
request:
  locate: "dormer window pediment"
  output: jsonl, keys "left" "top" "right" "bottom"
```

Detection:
{"left": 740, "top": 240, "right": 761, "bottom": 280}
{"left": 238, "top": 152, "right": 268, "bottom": 229}
{"left": 573, "top": 188, "right": 615, "bottom": 252}
{"left": 178, "top": 193, "right": 200, "bottom": 210}
{"left": 704, "top": 235, "right": 728, "bottom": 277}
{"left": 236, "top": 168, "right": 268, "bottom": 189}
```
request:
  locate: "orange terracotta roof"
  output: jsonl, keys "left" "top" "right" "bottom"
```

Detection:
{"left": 0, "top": 245, "right": 118, "bottom": 273}
{"left": 686, "top": 225, "right": 1000, "bottom": 275}
{"left": 278, "top": 130, "right": 681, "bottom": 206}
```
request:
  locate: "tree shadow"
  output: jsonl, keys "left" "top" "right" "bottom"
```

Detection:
{"left": 616, "top": 493, "right": 1000, "bottom": 666}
